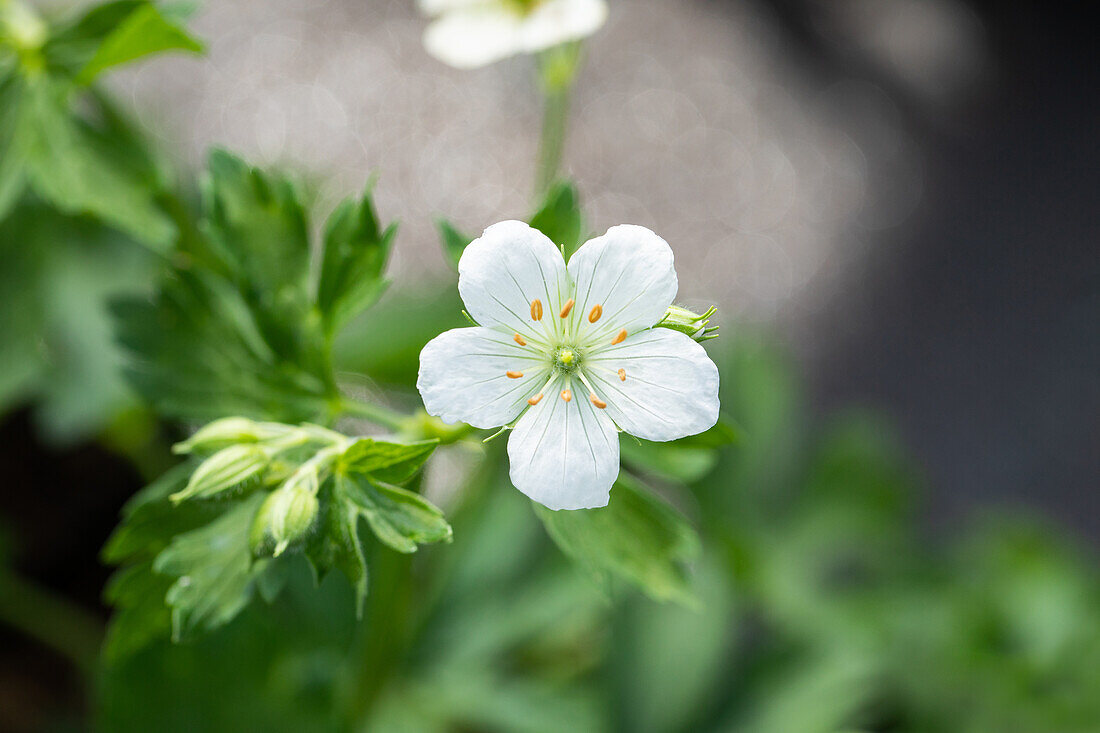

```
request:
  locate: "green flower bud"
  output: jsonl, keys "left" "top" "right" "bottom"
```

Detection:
{"left": 170, "top": 444, "right": 270, "bottom": 503}
{"left": 250, "top": 481, "right": 320, "bottom": 557}
{"left": 656, "top": 305, "right": 719, "bottom": 342}
{"left": 173, "top": 417, "right": 294, "bottom": 455}
{"left": 1, "top": 1, "right": 47, "bottom": 51}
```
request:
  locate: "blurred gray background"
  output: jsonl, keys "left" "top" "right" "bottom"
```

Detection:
{"left": 75, "top": 0, "right": 1098, "bottom": 533}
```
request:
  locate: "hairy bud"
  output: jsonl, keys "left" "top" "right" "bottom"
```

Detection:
{"left": 173, "top": 417, "right": 295, "bottom": 455}
{"left": 656, "top": 305, "right": 719, "bottom": 342}
{"left": 250, "top": 480, "right": 320, "bottom": 558}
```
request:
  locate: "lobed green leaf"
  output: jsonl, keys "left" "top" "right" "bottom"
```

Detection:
{"left": 535, "top": 476, "right": 701, "bottom": 604}
{"left": 317, "top": 191, "right": 395, "bottom": 337}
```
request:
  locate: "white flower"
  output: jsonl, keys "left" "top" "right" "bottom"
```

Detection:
{"left": 417, "top": 221, "right": 720, "bottom": 510}
{"left": 418, "top": 0, "right": 608, "bottom": 70}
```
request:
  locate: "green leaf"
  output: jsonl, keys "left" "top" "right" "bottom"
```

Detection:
{"left": 0, "top": 202, "right": 158, "bottom": 440}
{"left": 317, "top": 190, "right": 395, "bottom": 337}
{"left": 304, "top": 480, "right": 368, "bottom": 614}
{"left": 620, "top": 438, "right": 719, "bottom": 483}
{"left": 152, "top": 492, "right": 274, "bottom": 641}
{"left": 102, "top": 560, "right": 174, "bottom": 663}
{"left": 102, "top": 461, "right": 209, "bottom": 563}
{"left": 0, "top": 76, "right": 25, "bottom": 220}
{"left": 535, "top": 477, "right": 701, "bottom": 604}
{"left": 339, "top": 437, "right": 439, "bottom": 485}
{"left": 102, "top": 462, "right": 215, "bottom": 661}
{"left": 529, "top": 181, "right": 584, "bottom": 257}
{"left": 619, "top": 417, "right": 741, "bottom": 483}
{"left": 437, "top": 217, "right": 473, "bottom": 269}
{"left": 112, "top": 267, "right": 329, "bottom": 423}
{"left": 76, "top": 2, "right": 203, "bottom": 84}
{"left": 339, "top": 473, "right": 452, "bottom": 554}
{"left": 13, "top": 76, "right": 175, "bottom": 250}
{"left": 201, "top": 149, "right": 314, "bottom": 362}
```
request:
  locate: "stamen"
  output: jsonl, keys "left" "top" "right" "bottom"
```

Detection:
{"left": 560, "top": 389, "right": 572, "bottom": 402}
{"left": 590, "top": 393, "right": 607, "bottom": 409}
{"left": 611, "top": 329, "right": 627, "bottom": 345}
{"left": 506, "top": 371, "right": 524, "bottom": 379}
{"left": 514, "top": 333, "right": 527, "bottom": 346}
{"left": 528, "top": 393, "right": 543, "bottom": 405}
{"left": 588, "top": 304, "right": 603, "bottom": 323}
{"left": 530, "top": 299, "right": 543, "bottom": 320}
{"left": 618, "top": 368, "right": 626, "bottom": 381}
{"left": 559, "top": 298, "right": 575, "bottom": 318}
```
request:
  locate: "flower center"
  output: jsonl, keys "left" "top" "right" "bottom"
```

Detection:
{"left": 552, "top": 345, "right": 581, "bottom": 374}
{"left": 503, "top": 0, "right": 544, "bottom": 16}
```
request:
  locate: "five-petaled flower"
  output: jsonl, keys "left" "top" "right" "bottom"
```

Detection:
{"left": 418, "top": 0, "right": 608, "bottom": 70}
{"left": 417, "top": 221, "right": 720, "bottom": 510}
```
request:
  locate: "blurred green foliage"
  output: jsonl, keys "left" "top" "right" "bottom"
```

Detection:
{"left": 95, "top": 334, "right": 1100, "bottom": 733}
{"left": 0, "top": 0, "right": 202, "bottom": 440}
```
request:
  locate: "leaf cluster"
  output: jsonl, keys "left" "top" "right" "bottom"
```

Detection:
{"left": 0, "top": 0, "right": 203, "bottom": 248}
{"left": 102, "top": 418, "right": 448, "bottom": 661}
{"left": 114, "top": 150, "right": 396, "bottom": 423}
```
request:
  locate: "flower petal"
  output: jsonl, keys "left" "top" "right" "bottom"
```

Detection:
{"left": 458, "top": 220, "right": 569, "bottom": 343}
{"left": 418, "top": 327, "right": 548, "bottom": 429}
{"left": 422, "top": 6, "right": 526, "bottom": 70}
{"left": 520, "top": 0, "right": 609, "bottom": 53}
{"left": 508, "top": 378, "right": 620, "bottom": 510}
{"left": 417, "top": 0, "right": 483, "bottom": 17}
{"left": 567, "top": 225, "right": 678, "bottom": 343}
{"left": 586, "top": 329, "right": 719, "bottom": 442}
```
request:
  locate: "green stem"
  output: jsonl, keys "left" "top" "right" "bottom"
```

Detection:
{"left": 337, "top": 399, "right": 410, "bottom": 431}
{"left": 535, "top": 83, "right": 571, "bottom": 199}
{"left": 533, "top": 43, "right": 582, "bottom": 200}
{"left": 0, "top": 571, "right": 103, "bottom": 677}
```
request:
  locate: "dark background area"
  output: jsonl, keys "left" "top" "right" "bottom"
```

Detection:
{"left": 1, "top": 0, "right": 1097, "bottom": 723}
{"left": 793, "top": 0, "right": 1099, "bottom": 534}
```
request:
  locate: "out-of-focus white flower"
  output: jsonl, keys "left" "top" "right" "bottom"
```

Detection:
{"left": 417, "top": 221, "right": 720, "bottom": 510}
{"left": 418, "top": 0, "right": 608, "bottom": 70}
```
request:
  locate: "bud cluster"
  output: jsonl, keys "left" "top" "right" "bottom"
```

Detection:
{"left": 172, "top": 418, "right": 352, "bottom": 557}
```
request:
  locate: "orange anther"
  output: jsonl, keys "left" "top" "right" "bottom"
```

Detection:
{"left": 588, "top": 304, "right": 603, "bottom": 323}
{"left": 506, "top": 371, "right": 524, "bottom": 379}
{"left": 559, "top": 298, "right": 575, "bottom": 318}
{"left": 530, "top": 299, "right": 543, "bottom": 320}
{"left": 590, "top": 393, "right": 607, "bottom": 409}
{"left": 560, "top": 389, "right": 573, "bottom": 402}
{"left": 611, "top": 329, "right": 627, "bottom": 345}
{"left": 618, "top": 368, "right": 626, "bottom": 381}
{"left": 514, "top": 333, "right": 527, "bottom": 346}
{"left": 528, "top": 393, "right": 544, "bottom": 405}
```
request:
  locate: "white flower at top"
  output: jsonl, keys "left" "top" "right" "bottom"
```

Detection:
{"left": 417, "top": 221, "right": 720, "bottom": 510}
{"left": 418, "top": 0, "right": 608, "bottom": 70}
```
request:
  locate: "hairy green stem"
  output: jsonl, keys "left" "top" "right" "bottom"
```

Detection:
{"left": 0, "top": 570, "right": 103, "bottom": 677}
{"left": 535, "top": 83, "right": 571, "bottom": 199}
{"left": 337, "top": 398, "right": 410, "bottom": 431}
{"left": 533, "top": 43, "right": 582, "bottom": 200}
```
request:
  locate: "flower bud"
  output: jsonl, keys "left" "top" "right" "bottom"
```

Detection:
{"left": 656, "top": 305, "right": 719, "bottom": 342}
{"left": 173, "top": 417, "right": 293, "bottom": 455}
{"left": 170, "top": 444, "right": 270, "bottom": 503}
{"left": 1, "top": 1, "right": 47, "bottom": 51}
{"left": 250, "top": 482, "right": 320, "bottom": 557}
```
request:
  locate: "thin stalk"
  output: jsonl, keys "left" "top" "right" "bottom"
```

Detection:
{"left": 337, "top": 398, "right": 410, "bottom": 432}
{"left": 534, "top": 83, "right": 571, "bottom": 199}
{"left": 533, "top": 43, "right": 582, "bottom": 200}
